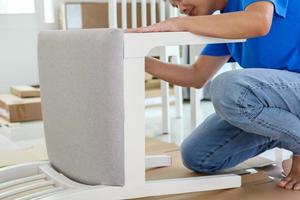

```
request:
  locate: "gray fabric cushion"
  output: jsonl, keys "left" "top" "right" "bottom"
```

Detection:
{"left": 38, "top": 29, "right": 124, "bottom": 186}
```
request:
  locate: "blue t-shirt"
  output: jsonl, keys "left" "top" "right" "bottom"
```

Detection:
{"left": 201, "top": 0, "right": 300, "bottom": 72}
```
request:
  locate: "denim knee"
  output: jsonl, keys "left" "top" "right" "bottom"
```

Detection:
{"left": 210, "top": 70, "right": 263, "bottom": 123}
{"left": 211, "top": 71, "right": 241, "bottom": 113}
{"left": 181, "top": 138, "right": 224, "bottom": 173}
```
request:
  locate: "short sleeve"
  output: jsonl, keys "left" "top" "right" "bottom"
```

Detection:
{"left": 242, "top": 0, "right": 289, "bottom": 18}
{"left": 200, "top": 43, "right": 236, "bottom": 62}
{"left": 201, "top": 44, "right": 231, "bottom": 57}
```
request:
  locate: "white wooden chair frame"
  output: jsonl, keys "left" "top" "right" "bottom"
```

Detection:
{"left": 108, "top": 0, "right": 183, "bottom": 134}
{"left": 0, "top": 32, "right": 244, "bottom": 200}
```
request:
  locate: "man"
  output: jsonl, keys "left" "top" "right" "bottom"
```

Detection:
{"left": 127, "top": 0, "right": 300, "bottom": 190}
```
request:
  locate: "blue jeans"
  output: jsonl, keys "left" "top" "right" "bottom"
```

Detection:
{"left": 181, "top": 68, "right": 300, "bottom": 173}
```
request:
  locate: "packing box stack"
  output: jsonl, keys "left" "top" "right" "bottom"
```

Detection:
{"left": 0, "top": 85, "right": 42, "bottom": 123}
{"left": 10, "top": 85, "right": 40, "bottom": 98}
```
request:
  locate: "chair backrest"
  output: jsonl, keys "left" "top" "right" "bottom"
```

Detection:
{"left": 38, "top": 28, "right": 125, "bottom": 186}
{"left": 63, "top": 0, "right": 179, "bottom": 30}
{"left": 108, "top": 0, "right": 179, "bottom": 29}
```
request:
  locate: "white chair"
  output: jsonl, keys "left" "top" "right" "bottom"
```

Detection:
{"left": 0, "top": 29, "right": 244, "bottom": 199}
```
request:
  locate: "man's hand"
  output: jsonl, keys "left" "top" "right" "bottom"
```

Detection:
{"left": 126, "top": 17, "right": 185, "bottom": 33}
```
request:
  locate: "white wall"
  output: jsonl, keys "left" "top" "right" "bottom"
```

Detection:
{"left": 0, "top": 0, "right": 61, "bottom": 93}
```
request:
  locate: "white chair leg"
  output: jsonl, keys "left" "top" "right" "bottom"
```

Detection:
{"left": 160, "top": 47, "right": 171, "bottom": 134}
{"left": 190, "top": 88, "right": 203, "bottom": 129}
{"left": 161, "top": 80, "right": 171, "bottom": 134}
{"left": 171, "top": 56, "right": 183, "bottom": 119}
{"left": 145, "top": 155, "right": 172, "bottom": 169}
{"left": 174, "top": 86, "right": 183, "bottom": 118}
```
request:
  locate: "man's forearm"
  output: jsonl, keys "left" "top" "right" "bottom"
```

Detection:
{"left": 176, "top": 2, "right": 274, "bottom": 39}
{"left": 127, "top": 2, "right": 274, "bottom": 39}
{"left": 145, "top": 57, "right": 204, "bottom": 88}
{"left": 179, "top": 7, "right": 273, "bottom": 39}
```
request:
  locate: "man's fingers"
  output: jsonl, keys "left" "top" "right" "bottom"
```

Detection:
{"left": 126, "top": 27, "right": 152, "bottom": 33}
{"left": 125, "top": 23, "right": 164, "bottom": 33}
{"left": 125, "top": 28, "right": 138, "bottom": 33}
{"left": 137, "top": 24, "right": 163, "bottom": 32}
{"left": 126, "top": 27, "right": 150, "bottom": 32}
{"left": 125, "top": 18, "right": 177, "bottom": 33}
{"left": 141, "top": 25, "right": 156, "bottom": 32}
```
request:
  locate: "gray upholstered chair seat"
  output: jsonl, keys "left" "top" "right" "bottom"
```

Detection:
{"left": 38, "top": 29, "right": 125, "bottom": 186}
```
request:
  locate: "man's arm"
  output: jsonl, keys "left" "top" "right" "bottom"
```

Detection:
{"left": 145, "top": 55, "right": 231, "bottom": 89}
{"left": 128, "top": 2, "right": 274, "bottom": 39}
{"left": 179, "top": 2, "right": 274, "bottom": 39}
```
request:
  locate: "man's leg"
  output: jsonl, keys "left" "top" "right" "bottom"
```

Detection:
{"left": 181, "top": 113, "right": 280, "bottom": 173}
{"left": 210, "top": 68, "right": 300, "bottom": 190}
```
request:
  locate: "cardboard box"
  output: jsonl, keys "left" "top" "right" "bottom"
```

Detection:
{"left": 10, "top": 85, "right": 40, "bottom": 98}
{"left": 81, "top": 3, "right": 108, "bottom": 29}
{"left": 0, "top": 94, "right": 42, "bottom": 123}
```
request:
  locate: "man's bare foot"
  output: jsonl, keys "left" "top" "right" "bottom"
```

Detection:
{"left": 277, "top": 155, "right": 300, "bottom": 190}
